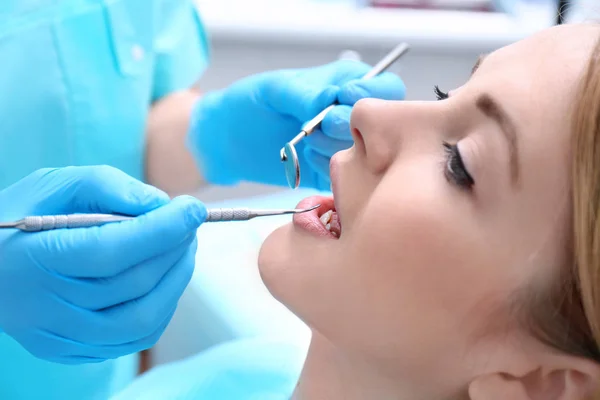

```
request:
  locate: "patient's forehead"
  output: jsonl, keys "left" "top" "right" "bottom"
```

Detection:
{"left": 454, "top": 26, "right": 600, "bottom": 281}
{"left": 479, "top": 24, "right": 600, "bottom": 90}
{"left": 449, "top": 25, "right": 600, "bottom": 216}
{"left": 463, "top": 24, "right": 600, "bottom": 145}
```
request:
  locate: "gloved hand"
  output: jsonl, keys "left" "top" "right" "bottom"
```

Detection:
{"left": 0, "top": 166, "right": 206, "bottom": 364}
{"left": 187, "top": 59, "right": 406, "bottom": 190}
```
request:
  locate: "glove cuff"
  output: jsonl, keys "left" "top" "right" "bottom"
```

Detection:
{"left": 186, "top": 92, "right": 240, "bottom": 186}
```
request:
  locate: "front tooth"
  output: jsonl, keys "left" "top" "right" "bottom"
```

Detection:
{"left": 320, "top": 210, "right": 333, "bottom": 225}
{"left": 326, "top": 223, "right": 331, "bottom": 231}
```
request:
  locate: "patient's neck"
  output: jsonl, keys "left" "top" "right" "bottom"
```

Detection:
{"left": 291, "top": 331, "right": 405, "bottom": 400}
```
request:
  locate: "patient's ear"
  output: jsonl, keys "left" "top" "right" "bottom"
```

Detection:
{"left": 468, "top": 357, "right": 600, "bottom": 400}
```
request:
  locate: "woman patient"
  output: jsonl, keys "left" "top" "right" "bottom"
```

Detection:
{"left": 113, "top": 23, "right": 600, "bottom": 399}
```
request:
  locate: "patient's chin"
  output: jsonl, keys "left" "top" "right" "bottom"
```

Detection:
{"left": 258, "top": 223, "right": 295, "bottom": 298}
{"left": 258, "top": 222, "right": 322, "bottom": 307}
{"left": 258, "top": 221, "right": 337, "bottom": 325}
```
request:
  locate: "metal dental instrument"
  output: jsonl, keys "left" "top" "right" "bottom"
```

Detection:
{"left": 0, "top": 205, "right": 321, "bottom": 232}
{"left": 280, "top": 42, "right": 411, "bottom": 190}
{"left": 204, "top": 203, "right": 320, "bottom": 222}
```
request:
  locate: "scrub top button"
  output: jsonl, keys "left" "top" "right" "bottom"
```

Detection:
{"left": 132, "top": 44, "right": 145, "bottom": 62}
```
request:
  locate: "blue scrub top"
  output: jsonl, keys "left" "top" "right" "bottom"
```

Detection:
{"left": 110, "top": 338, "right": 306, "bottom": 400}
{"left": 0, "top": 1, "right": 210, "bottom": 398}
{"left": 0, "top": 0, "right": 210, "bottom": 188}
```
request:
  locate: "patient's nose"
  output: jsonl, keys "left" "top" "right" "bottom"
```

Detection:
{"left": 351, "top": 98, "right": 439, "bottom": 175}
{"left": 350, "top": 98, "right": 403, "bottom": 174}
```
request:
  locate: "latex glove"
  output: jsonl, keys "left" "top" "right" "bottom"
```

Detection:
{"left": 187, "top": 60, "right": 406, "bottom": 189}
{"left": 0, "top": 166, "right": 206, "bottom": 364}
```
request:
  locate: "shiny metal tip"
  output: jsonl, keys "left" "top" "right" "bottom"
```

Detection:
{"left": 296, "top": 204, "right": 320, "bottom": 213}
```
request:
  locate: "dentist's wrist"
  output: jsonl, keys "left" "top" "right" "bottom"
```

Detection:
{"left": 186, "top": 91, "right": 241, "bottom": 186}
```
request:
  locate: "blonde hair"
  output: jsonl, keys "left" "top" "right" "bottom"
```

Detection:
{"left": 528, "top": 30, "right": 600, "bottom": 400}
{"left": 507, "top": 33, "right": 600, "bottom": 400}
{"left": 569, "top": 33, "right": 600, "bottom": 397}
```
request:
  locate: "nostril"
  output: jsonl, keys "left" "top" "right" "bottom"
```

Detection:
{"left": 351, "top": 127, "right": 365, "bottom": 154}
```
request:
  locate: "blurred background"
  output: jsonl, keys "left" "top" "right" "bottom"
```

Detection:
{"left": 192, "top": 0, "right": 588, "bottom": 203}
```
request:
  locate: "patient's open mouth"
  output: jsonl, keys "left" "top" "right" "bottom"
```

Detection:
{"left": 293, "top": 195, "right": 341, "bottom": 239}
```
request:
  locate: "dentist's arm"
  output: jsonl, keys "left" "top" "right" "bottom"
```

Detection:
{"left": 144, "top": 2, "right": 406, "bottom": 196}
{"left": 145, "top": 61, "right": 406, "bottom": 195}
{"left": 144, "top": 0, "right": 209, "bottom": 196}
{"left": 145, "top": 87, "right": 206, "bottom": 196}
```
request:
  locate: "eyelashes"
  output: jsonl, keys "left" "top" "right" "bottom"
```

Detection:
{"left": 443, "top": 142, "right": 474, "bottom": 190}
{"left": 435, "top": 85, "right": 474, "bottom": 190}
{"left": 434, "top": 85, "right": 449, "bottom": 101}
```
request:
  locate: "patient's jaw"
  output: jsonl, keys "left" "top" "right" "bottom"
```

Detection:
{"left": 259, "top": 24, "right": 600, "bottom": 399}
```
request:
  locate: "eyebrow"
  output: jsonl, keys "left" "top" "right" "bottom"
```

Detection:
{"left": 475, "top": 94, "right": 520, "bottom": 186}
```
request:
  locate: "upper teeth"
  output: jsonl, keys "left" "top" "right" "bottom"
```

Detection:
{"left": 320, "top": 210, "right": 333, "bottom": 230}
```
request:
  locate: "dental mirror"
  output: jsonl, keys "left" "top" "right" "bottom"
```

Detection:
{"left": 280, "top": 42, "right": 411, "bottom": 189}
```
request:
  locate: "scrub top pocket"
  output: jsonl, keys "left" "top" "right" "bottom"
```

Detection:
{"left": 52, "top": 0, "right": 155, "bottom": 181}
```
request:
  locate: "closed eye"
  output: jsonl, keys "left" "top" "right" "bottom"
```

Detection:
{"left": 443, "top": 142, "right": 474, "bottom": 190}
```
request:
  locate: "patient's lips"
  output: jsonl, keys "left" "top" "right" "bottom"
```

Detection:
{"left": 293, "top": 196, "right": 339, "bottom": 239}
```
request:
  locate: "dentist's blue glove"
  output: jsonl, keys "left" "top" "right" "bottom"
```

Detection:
{"left": 187, "top": 60, "right": 406, "bottom": 189}
{"left": 0, "top": 166, "right": 206, "bottom": 364}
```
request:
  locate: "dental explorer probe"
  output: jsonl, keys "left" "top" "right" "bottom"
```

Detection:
{"left": 280, "top": 42, "right": 411, "bottom": 190}
{"left": 0, "top": 204, "right": 321, "bottom": 232}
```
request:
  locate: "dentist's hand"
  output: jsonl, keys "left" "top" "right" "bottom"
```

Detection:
{"left": 0, "top": 166, "right": 206, "bottom": 364}
{"left": 187, "top": 60, "right": 406, "bottom": 190}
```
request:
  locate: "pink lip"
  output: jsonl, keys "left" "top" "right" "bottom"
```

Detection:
{"left": 293, "top": 195, "right": 336, "bottom": 238}
{"left": 293, "top": 156, "right": 343, "bottom": 239}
